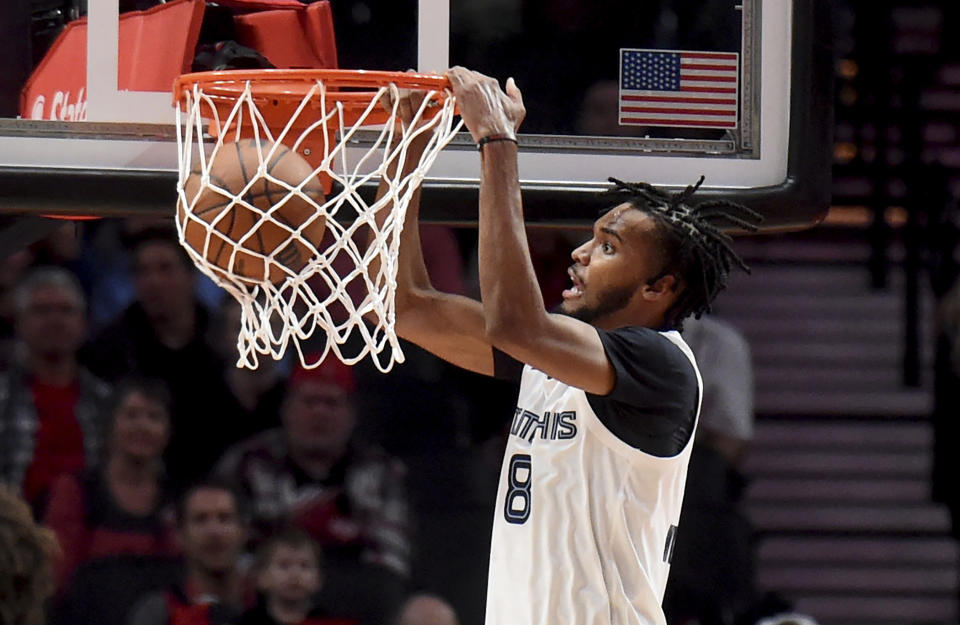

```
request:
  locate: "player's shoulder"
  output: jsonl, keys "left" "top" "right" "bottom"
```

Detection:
{"left": 595, "top": 324, "right": 698, "bottom": 390}
{"left": 601, "top": 325, "right": 692, "bottom": 361}
{"left": 586, "top": 326, "right": 700, "bottom": 454}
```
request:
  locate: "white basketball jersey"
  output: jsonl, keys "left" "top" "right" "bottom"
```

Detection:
{"left": 485, "top": 330, "right": 702, "bottom": 625}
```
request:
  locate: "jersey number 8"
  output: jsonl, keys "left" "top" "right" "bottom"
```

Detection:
{"left": 504, "top": 453, "right": 532, "bottom": 524}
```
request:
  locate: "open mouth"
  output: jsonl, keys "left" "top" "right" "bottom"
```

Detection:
{"left": 562, "top": 267, "right": 584, "bottom": 300}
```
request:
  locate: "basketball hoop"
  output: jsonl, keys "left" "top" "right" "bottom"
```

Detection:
{"left": 173, "top": 69, "right": 462, "bottom": 373}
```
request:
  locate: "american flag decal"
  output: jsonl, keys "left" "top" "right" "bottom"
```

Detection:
{"left": 619, "top": 49, "right": 739, "bottom": 129}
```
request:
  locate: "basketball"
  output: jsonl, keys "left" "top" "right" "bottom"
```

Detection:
{"left": 177, "top": 139, "right": 326, "bottom": 284}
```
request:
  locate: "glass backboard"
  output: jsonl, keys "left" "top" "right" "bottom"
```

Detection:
{"left": 0, "top": 0, "right": 832, "bottom": 230}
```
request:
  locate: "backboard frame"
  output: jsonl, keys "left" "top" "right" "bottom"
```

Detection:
{"left": 0, "top": 0, "right": 832, "bottom": 231}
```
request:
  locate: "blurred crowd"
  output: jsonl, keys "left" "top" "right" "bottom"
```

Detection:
{"left": 0, "top": 219, "right": 519, "bottom": 625}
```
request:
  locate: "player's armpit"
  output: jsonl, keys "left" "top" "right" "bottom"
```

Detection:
{"left": 396, "top": 289, "right": 495, "bottom": 376}
{"left": 487, "top": 312, "right": 615, "bottom": 395}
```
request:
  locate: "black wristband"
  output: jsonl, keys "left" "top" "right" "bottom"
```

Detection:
{"left": 477, "top": 134, "right": 518, "bottom": 151}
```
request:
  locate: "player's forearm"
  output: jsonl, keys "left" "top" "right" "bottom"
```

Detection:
{"left": 380, "top": 146, "right": 494, "bottom": 374}
{"left": 394, "top": 185, "right": 434, "bottom": 295}
{"left": 372, "top": 137, "right": 434, "bottom": 298}
{"left": 395, "top": 289, "right": 495, "bottom": 375}
{"left": 363, "top": 149, "right": 433, "bottom": 331}
{"left": 478, "top": 141, "right": 548, "bottom": 342}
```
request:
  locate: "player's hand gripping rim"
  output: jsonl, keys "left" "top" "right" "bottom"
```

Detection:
{"left": 379, "top": 70, "right": 443, "bottom": 138}
{"left": 445, "top": 66, "right": 525, "bottom": 144}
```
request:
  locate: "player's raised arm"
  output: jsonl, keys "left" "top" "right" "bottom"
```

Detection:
{"left": 368, "top": 89, "right": 495, "bottom": 376}
{"left": 446, "top": 68, "right": 652, "bottom": 394}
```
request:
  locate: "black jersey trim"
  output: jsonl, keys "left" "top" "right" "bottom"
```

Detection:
{"left": 492, "top": 347, "right": 525, "bottom": 382}
{"left": 586, "top": 327, "right": 699, "bottom": 457}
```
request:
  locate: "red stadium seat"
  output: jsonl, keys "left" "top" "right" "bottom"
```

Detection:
{"left": 233, "top": 1, "right": 338, "bottom": 69}
{"left": 118, "top": 0, "right": 206, "bottom": 92}
{"left": 20, "top": 0, "right": 336, "bottom": 120}
{"left": 21, "top": 0, "right": 205, "bottom": 119}
{"left": 207, "top": 0, "right": 306, "bottom": 11}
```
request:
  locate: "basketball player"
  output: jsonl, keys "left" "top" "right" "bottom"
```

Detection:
{"left": 378, "top": 67, "right": 760, "bottom": 624}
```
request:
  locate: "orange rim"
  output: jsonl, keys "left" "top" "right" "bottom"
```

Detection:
{"left": 40, "top": 214, "right": 103, "bottom": 221}
{"left": 173, "top": 69, "right": 452, "bottom": 129}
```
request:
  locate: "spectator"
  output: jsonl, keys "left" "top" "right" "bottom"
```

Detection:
{"left": 211, "top": 299, "right": 286, "bottom": 438}
{"left": 575, "top": 80, "right": 648, "bottom": 137}
{"left": 239, "top": 527, "right": 355, "bottom": 625}
{"left": 29, "top": 223, "right": 84, "bottom": 270}
{"left": 682, "top": 314, "right": 755, "bottom": 468}
{"left": 393, "top": 594, "right": 459, "bottom": 625}
{"left": 44, "top": 378, "right": 179, "bottom": 591}
{"left": 81, "top": 227, "right": 237, "bottom": 486}
{"left": 664, "top": 314, "right": 756, "bottom": 625}
{"left": 0, "top": 267, "right": 111, "bottom": 513}
{"left": 216, "top": 359, "right": 409, "bottom": 625}
{"left": 80, "top": 218, "right": 223, "bottom": 334}
{"left": 0, "top": 485, "right": 60, "bottom": 625}
{"left": 127, "top": 479, "right": 248, "bottom": 625}
{"left": 0, "top": 250, "right": 34, "bottom": 372}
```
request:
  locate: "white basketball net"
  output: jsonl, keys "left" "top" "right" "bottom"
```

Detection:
{"left": 175, "top": 77, "right": 462, "bottom": 372}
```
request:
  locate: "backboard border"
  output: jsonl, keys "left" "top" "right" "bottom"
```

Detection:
{"left": 0, "top": 0, "right": 831, "bottom": 231}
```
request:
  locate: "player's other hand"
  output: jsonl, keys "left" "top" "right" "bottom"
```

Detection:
{"left": 446, "top": 66, "right": 525, "bottom": 143}
{"left": 381, "top": 91, "right": 426, "bottom": 129}
{"left": 380, "top": 71, "right": 434, "bottom": 131}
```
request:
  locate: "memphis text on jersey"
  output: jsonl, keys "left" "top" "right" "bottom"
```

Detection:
{"left": 509, "top": 407, "right": 578, "bottom": 443}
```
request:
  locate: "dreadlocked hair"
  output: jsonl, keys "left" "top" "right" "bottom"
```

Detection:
{"left": 604, "top": 176, "right": 762, "bottom": 329}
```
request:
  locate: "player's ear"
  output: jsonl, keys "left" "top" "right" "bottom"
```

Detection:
{"left": 641, "top": 273, "right": 678, "bottom": 301}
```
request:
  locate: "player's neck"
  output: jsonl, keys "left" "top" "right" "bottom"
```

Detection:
{"left": 594, "top": 306, "right": 667, "bottom": 332}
